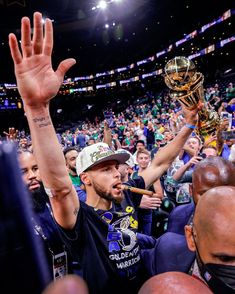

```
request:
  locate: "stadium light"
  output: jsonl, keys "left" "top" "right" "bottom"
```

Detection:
{"left": 99, "top": 1, "right": 107, "bottom": 9}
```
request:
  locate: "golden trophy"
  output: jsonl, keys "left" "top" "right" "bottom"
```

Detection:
{"left": 164, "top": 56, "right": 220, "bottom": 140}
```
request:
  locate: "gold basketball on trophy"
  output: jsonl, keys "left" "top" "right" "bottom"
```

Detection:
{"left": 164, "top": 56, "right": 220, "bottom": 139}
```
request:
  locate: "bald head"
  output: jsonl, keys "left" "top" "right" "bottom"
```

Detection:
{"left": 42, "top": 275, "right": 89, "bottom": 294}
{"left": 138, "top": 272, "right": 212, "bottom": 294}
{"left": 193, "top": 156, "right": 235, "bottom": 185}
{"left": 194, "top": 186, "right": 235, "bottom": 237}
{"left": 192, "top": 157, "right": 235, "bottom": 204}
{"left": 186, "top": 186, "right": 235, "bottom": 266}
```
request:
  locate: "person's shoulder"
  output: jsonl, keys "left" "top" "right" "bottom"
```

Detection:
{"left": 158, "top": 231, "right": 186, "bottom": 246}
{"left": 154, "top": 232, "right": 195, "bottom": 274}
{"left": 170, "top": 202, "right": 195, "bottom": 217}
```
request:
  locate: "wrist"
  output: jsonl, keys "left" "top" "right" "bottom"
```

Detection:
{"left": 186, "top": 162, "right": 192, "bottom": 169}
{"left": 24, "top": 105, "right": 50, "bottom": 120}
{"left": 185, "top": 123, "right": 197, "bottom": 130}
{"left": 24, "top": 103, "right": 49, "bottom": 113}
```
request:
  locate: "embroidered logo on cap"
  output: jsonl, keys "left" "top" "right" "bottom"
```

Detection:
{"left": 90, "top": 145, "right": 114, "bottom": 163}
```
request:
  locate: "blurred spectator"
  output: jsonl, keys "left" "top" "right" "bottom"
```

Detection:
{"left": 226, "top": 82, "right": 235, "bottom": 101}
{"left": 167, "top": 156, "right": 234, "bottom": 235}
{"left": 133, "top": 140, "right": 146, "bottom": 165}
{"left": 42, "top": 275, "right": 89, "bottom": 294}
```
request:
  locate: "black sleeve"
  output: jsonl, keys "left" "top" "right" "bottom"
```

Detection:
{"left": 55, "top": 204, "right": 85, "bottom": 260}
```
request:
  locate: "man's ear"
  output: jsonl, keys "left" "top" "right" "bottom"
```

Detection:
{"left": 185, "top": 225, "right": 196, "bottom": 252}
{"left": 80, "top": 172, "right": 91, "bottom": 185}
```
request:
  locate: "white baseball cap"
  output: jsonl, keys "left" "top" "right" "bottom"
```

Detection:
{"left": 76, "top": 143, "right": 130, "bottom": 175}
{"left": 115, "top": 149, "right": 135, "bottom": 168}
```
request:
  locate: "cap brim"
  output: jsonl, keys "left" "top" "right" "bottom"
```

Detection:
{"left": 84, "top": 152, "right": 130, "bottom": 172}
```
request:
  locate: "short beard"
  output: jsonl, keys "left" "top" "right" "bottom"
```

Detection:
{"left": 93, "top": 181, "right": 124, "bottom": 204}
{"left": 69, "top": 166, "right": 77, "bottom": 174}
{"left": 30, "top": 182, "right": 49, "bottom": 212}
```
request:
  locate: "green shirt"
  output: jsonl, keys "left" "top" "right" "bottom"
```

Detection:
{"left": 69, "top": 174, "right": 81, "bottom": 186}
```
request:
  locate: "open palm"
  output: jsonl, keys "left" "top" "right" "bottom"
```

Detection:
{"left": 9, "top": 12, "right": 76, "bottom": 107}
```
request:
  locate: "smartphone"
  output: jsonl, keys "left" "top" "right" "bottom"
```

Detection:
{"left": 0, "top": 142, "right": 50, "bottom": 294}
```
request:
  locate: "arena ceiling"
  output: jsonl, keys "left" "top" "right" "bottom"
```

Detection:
{"left": 0, "top": 0, "right": 234, "bottom": 81}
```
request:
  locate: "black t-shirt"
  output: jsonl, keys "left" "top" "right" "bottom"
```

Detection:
{"left": 60, "top": 177, "right": 147, "bottom": 294}
{"left": 33, "top": 202, "right": 75, "bottom": 279}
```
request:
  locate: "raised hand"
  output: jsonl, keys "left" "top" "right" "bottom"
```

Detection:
{"left": 3, "top": 127, "right": 18, "bottom": 141}
{"left": 181, "top": 104, "right": 199, "bottom": 126}
{"left": 9, "top": 12, "right": 76, "bottom": 108}
{"left": 187, "top": 155, "right": 203, "bottom": 167}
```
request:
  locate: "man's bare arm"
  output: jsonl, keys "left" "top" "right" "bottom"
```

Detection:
{"left": 140, "top": 107, "right": 198, "bottom": 188}
{"left": 9, "top": 12, "right": 78, "bottom": 229}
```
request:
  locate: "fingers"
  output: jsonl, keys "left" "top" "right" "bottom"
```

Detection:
{"left": 43, "top": 18, "right": 53, "bottom": 56}
{"left": 32, "top": 12, "right": 43, "bottom": 55}
{"left": 12, "top": 12, "right": 53, "bottom": 60}
{"left": 190, "top": 158, "right": 201, "bottom": 165}
{"left": 21, "top": 16, "right": 32, "bottom": 58}
{"left": 56, "top": 58, "right": 76, "bottom": 82}
{"left": 9, "top": 33, "right": 22, "bottom": 65}
{"left": 149, "top": 198, "right": 162, "bottom": 208}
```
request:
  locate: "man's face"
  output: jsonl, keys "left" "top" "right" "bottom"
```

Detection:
{"left": 18, "top": 152, "right": 41, "bottom": 192}
{"left": 118, "top": 163, "right": 129, "bottom": 182}
{"left": 164, "top": 131, "right": 173, "bottom": 142}
{"left": 186, "top": 137, "right": 201, "bottom": 153}
{"left": 148, "top": 123, "right": 153, "bottom": 130}
{"left": 136, "top": 143, "right": 145, "bottom": 151}
{"left": 226, "top": 139, "right": 235, "bottom": 147}
{"left": 19, "top": 138, "right": 28, "bottom": 148}
{"left": 137, "top": 153, "right": 150, "bottom": 169}
{"left": 185, "top": 187, "right": 235, "bottom": 277}
{"left": 202, "top": 148, "right": 217, "bottom": 157}
{"left": 86, "top": 160, "right": 123, "bottom": 203}
{"left": 88, "top": 139, "right": 95, "bottom": 146}
{"left": 65, "top": 150, "right": 79, "bottom": 174}
{"left": 186, "top": 221, "right": 235, "bottom": 268}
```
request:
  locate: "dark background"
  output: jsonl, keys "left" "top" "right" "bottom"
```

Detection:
{"left": 0, "top": 0, "right": 234, "bottom": 82}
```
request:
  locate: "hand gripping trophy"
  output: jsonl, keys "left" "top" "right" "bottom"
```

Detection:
{"left": 164, "top": 56, "right": 220, "bottom": 140}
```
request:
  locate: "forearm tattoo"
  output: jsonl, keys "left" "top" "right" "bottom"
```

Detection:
{"left": 33, "top": 116, "right": 52, "bottom": 128}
